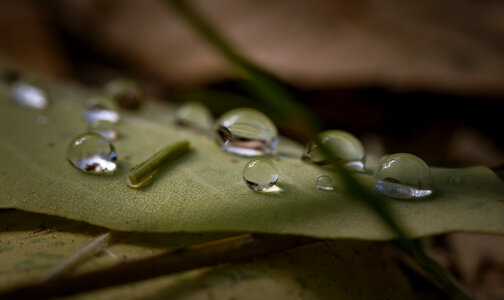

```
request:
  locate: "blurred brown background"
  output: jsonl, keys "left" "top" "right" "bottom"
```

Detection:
{"left": 1, "top": 0, "right": 504, "bottom": 167}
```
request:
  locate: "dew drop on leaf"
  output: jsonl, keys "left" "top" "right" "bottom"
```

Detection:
{"left": 104, "top": 78, "right": 145, "bottom": 109}
{"left": 84, "top": 95, "right": 120, "bottom": 123}
{"left": 316, "top": 175, "right": 335, "bottom": 191}
{"left": 175, "top": 102, "right": 214, "bottom": 131}
{"left": 89, "top": 120, "right": 119, "bottom": 141}
{"left": 373, "top": 153, "right": 433, "bottom": 199}
{"left": 67, "top": 133, "right": 118, "bottom": 174}
{"left": 10, "top": 82, "right": 48, "bottom": 110}
{"left": 302, "top": 130, "right": 365, "bottom": 171}
{"left": 243, "top": 158, "right": 279, "bottom": 192}
{"left": 215, "top": 108, "right": 278, "bottom": 156}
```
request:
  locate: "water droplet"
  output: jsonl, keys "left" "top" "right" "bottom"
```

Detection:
{"left": 89, "top": 120, "right": 119, "bottom": 141}
{"left": 243, "top": 158, "right": 279, "bottom": 192}
{"left": 316, "top": 175, "right": 335, "bottom": 191}
{"left": 215, "top": 108, "right": 278, "bottom": 156}
{"left": 302, "top": 130, "right": 365, "bottom": 171}
{"left": 84, "top": 96, "right": 120, "bottom": 123}
{"left": 10, "top": 82, "right": 48, "bottom": 109}
{"left": 373, "top": 153, "right": 433, "bottom": 199}
{"left": 448, "top": 176, "right": 461, "bottom": 185}
{"left": 104, "top": 78, "right": 145, "bottom": 109}
{"left": 175, "top": 102, "right": 213, "bottom": 131}
{"left": 67, "top": 133, "right": 117, "bottom": 174}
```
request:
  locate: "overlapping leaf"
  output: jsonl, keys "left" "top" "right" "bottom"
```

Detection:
{"left": 0, "top": 210, "right": 413, "bottom": 299}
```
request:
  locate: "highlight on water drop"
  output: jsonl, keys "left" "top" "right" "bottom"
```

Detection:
{"left": 84, "top": 95, "right": 120, "bottom": 124}
{"left": 67, "top": 133, "right": 118, "bottom": 174}
{"left": 243, "top": 158, "right": 279, "bottom": 192}
{"left": 373, "top": 153, "right": 433, "bottom": 199}
{"left": 10, "top": 81, "right": 48, "bottom": 110}
{"left": 89, "top": 120, "right": 119, "bottom": 141}
{"left": 316, "top": 175, "right": 336, "bottom": 191}
{"left": 215, "top": 108, "right": 278, "bottom": 156}
{"left": 302, "top": 130, "right": 365, "bottom": 171}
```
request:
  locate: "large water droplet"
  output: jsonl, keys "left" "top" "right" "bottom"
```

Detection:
{"left": 104, "top": 78, "right": 145, "bottom": 109}
{"left": 67, "top": 133, "right": 117, "bottom": 174}
{"left": 316, "top": 175, "right": 335, "bottom": 191}
{"left": 243, "top": 158, "right": 279, "bottom": 191}
{"left": 176, "top": 102, "right": 213, "bottom": 131}
{"left": 84, "top": 96, "right": 120, "bottom": 123}
{"left": 215, "top": 108, "right": 278, "bottom": 156}
{"left": 373, "top": 153, "right": 433, "bottom": 199}
{"left": 10, "top": 82, "right": 48, "bottom": 109}
{"left": 303, "top": 130, "right": 365, "bottom": 171}
{"left": 89, "top": 120, "right": 119, "bottom": 141}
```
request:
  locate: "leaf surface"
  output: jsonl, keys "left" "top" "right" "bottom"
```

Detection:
{"left": 0, "top": 210, "right": 414, "bottom": 299}
{"left": 0, "top": 82, "right": 503, "bottom": 239}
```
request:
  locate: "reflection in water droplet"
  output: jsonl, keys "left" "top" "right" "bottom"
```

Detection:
{"left": 316, "top": 175, "right": 335, "bottom": 191}
{"left": 373, "top": 153, "right": 433, "bottom": 199}
{"left": 84, "top": 96, "right": 119, "bottom": 123}
{"left": 175, "top": 102, "right": 214, "bottom": 131}
{"left": 215, "top": 108, "right": 278, "bottom": 156}
{"left": 302, "top": 130, "right": 365, "bottom": 171}
{"left": 89, "top": 120, "right": 119, "bottom": 141}
{"left": 67, "top": 133, "right": 117, "bottom": 174}
{"left": 104, "top": 78, "right": 145, "bottom": 109}
{"left": 448, "top": 176, "right": 461, "bottom": 185}
{"left": 10, "top": 82, "right": 48, "bottom": 109}
{"left": 243, "top": 158, "right": 279, "bottom": 192}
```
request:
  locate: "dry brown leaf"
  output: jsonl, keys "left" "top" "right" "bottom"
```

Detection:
{"left": 52, "top": 0, "right": 504, "bottom": 96}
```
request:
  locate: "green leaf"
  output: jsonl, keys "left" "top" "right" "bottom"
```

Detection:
{"left": 0, "top": 210, "right": 414, "bottom": 299}
{"left": 0, "top": 82, "right": 503, "bottom": 239}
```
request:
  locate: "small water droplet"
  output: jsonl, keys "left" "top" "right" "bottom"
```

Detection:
{"left": 215, "top": 108, "right": 278, "bottom": 156}
{"left": 243, "top": 158, "right": 279, "bottom": 192}
{"left": 104, "top": 78, "right": 145, "bottom": 109}
{"left": 175, "top": 102, "right": 214, "bottom": 131}
{"left": 89, "top": 120, "right": 119, "bottom": 141}
{"left": 374, "top": 153, "right": 433, "bottom": 199}
{"left": 10, "top": 82, "right": 48, "bottom": 109}
{"left": 302, "top": 130, "right": 365, "bottom": 171}
{"left": 84, "top": 96, "right": 120, "bottom": 123}
{"left": 67, "top": 133, "right": 117, "bottom": 174}
{"left": 448, "top": 176, "right": 461, "bottom": 185}
{"left": 316, "top": 175, "right": 335, "bottom": 191}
